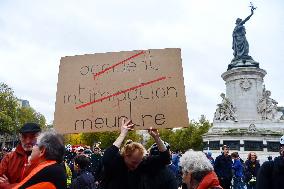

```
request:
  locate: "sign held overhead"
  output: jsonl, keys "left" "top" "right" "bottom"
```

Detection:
{"left": 54, "top": 48, "right": 189, "bottom": 134}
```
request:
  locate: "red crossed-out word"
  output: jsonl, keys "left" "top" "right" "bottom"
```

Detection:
{"left": 75, "top": 76, "right": 167, "bottom": 110}
{"left": 93, "top": 51, "right": 145, "bottom": 80}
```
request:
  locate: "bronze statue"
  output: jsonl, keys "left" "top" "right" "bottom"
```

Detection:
{"left": 232, "top": 4, "right": 256, "bottom": 61}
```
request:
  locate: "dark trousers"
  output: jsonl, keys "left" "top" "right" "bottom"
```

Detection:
{"left": 246, "top": 184, "right": 256, "bottom": 189}
{"left": 233, "top": 177, "right": 244, "bottom": 189}
{"left": 219, "top": 177, "right": 232, "bottom": 189}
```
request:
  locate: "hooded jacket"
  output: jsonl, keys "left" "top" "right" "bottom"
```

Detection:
{"left": 0, "top": 144, "right": 37, "bottom": 188}
{"left": 197, "top": 171, "right": 223, "bottom": 189}
{"left": 13, "top": 160, "right": 66, "bottom": 189}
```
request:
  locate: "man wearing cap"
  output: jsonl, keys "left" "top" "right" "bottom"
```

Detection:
{"left": 256, "top": 135, "right": 284, "bottom": 189}
{"left": 0, "top": 122, "right": 41, "bottom": 188}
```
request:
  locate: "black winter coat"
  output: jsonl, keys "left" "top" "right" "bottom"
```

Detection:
{"left": 244, "top": 159, "right": 260, "bottom": 183}
{"left": 214, "top": 154, "right": 232, "bottom": 180}
{"left": 256, "top": 156, "right": 284, "bottom": 189}
{"left": 101, "top": 145, "right": 171, "bottom": 189}
{"left": 70, "top": 169, "right": 96, "bottom": 189}
{"left": 140, "top": 166, "right": 178, "bottom": 189}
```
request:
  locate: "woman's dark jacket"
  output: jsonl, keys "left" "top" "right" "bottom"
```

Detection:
{"left": 101, "top": 145, "right": 171, "bottom": 189}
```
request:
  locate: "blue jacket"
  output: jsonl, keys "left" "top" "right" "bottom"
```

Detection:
{"left": 171, "top": 154, "right": 180, "bottom": 167}
{"left": 232, "top": 158, "right": 243, "bottom": 178}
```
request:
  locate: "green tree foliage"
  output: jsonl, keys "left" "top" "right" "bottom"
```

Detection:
{"left": 0, "top": 82, "right": 18, "bottom": 134}
{"left": 64, "top": 131, "right": 120, "bottom": 148}
{"left": 65, "top": 130, "right": 142, "bottom": 150}
{"left": 98, "top": 131, "right": 120, "bottom": 149}
{"left": 92, "top": 130, "right": 142, "bottom": 149}
{"left": 125, "top": 130, "right": 143, "bottom": 144}
{"left": 145, "top": 116, "right": 212, "bottom": 152}
{"left": 145, "top": 128, "right": 174, "bottom": 149}
{"left": 0, "top": 82, "right": 46, "bottom": 134}
{"left": 64, "top": 134, "right": 82, "bottom": 145}
{"left": 63, "top": 117, "right": 211, "bottom": 151}
{"left": 80, "top": 132, "right": 102, "bottom": 146}
{"left": 17, "top": 107, "right": 46, "bottom": 131}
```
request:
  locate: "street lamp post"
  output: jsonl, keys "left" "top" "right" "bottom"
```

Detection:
{"left": 12, "top": 107, "right": 19, "bottom": 148}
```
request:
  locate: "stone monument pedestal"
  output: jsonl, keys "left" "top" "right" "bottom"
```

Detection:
{"left": 203, "top": 66, "right": 284, "bottom": 162}
{"left": 228, "top": 59, "right": 259, "bottom": 70}
{"left": 221, "top": 67, "right": 266, "bottom": 121}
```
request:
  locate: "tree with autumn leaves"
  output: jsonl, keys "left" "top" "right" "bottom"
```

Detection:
{"left": 65, "top": 116, "right": 211, "bottom": 151}
{"left": 0, "top": 82, "right": 46, "bottom": 135}
{"left": 145, "top": 117, "right": 212, "bottom": 151}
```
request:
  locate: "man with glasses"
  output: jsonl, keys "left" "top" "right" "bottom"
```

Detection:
{"left": 256, "top": 135, "right": 284, "bottom": 189}
{"left": 0, "top": 123, "right": 41, "bottom": 188}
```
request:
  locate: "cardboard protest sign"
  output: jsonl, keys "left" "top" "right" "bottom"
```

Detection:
{"left": 54, "top": 48, "right": 189, "bottom": 133}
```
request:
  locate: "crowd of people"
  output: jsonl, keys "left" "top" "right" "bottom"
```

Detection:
{"left": 0, "top": 120, "right": 283, "bottom": 189}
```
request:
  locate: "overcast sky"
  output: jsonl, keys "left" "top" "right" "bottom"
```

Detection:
{"left": 0, "top": 0, "right": 283, "bottom": 124}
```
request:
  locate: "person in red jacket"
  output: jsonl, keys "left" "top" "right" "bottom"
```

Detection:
{"left": 0, "top": 123, "right": 41, "bottom": 188}
{"left": 13, "top": 130, "right": 67, "bottom": 189}
{"left": 179, "top": 150, "right": 223, "bottom": 189}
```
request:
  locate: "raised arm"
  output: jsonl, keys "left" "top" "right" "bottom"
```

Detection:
{"left": 103, "top": 118, "right": 134, "bottom": 169}
{"left": 148, "top": 128, "right": 167, "bottom": 152}
{"left": 113, "top": 118, "right": 134, "bottom": 148}
{"left": 240, "top": 9, "right": 254, "bottom": 25}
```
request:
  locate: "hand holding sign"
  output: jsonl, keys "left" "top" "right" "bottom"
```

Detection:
{"left": 121, "top": 118, "right": 134, "bottom": 135}
{"left": 148, "top": 127, "right": 160, "bottom": 139}
{"left": 113, "top": 118, "right": 134, "bottom": 148}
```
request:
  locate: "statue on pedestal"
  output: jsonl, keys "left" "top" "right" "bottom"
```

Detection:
{"left": 228, "top": 3, "right": 259, "bottom": 70}
{"left": 214, "top": 93, "right": 238, "bottom": 121}
{"left": 232, "top": 9, "right": 253, "bottom": 61}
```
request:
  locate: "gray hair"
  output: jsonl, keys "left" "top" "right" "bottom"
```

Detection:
{"left": 180, "top": 150, "right": 213, "bottom": 182}
{"left": 37, "top": 130, "right": 65, "bottom": 163}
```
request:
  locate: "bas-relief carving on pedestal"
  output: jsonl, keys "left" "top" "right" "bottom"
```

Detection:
{"left": 248, "top": 124, "right": 257, "bottom": 133}
{"left": 257, "top": 86, "right": 283, "bottom": 120}
{"left": 214, "top": 93, "right": 238, "bottom": 122}
{"left": 240, "top": 78, "right": 252, "bottom": 91}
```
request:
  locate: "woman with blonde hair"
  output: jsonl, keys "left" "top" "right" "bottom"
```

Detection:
{"left": 100, "top": 118, "right": 170, "bottom": 189}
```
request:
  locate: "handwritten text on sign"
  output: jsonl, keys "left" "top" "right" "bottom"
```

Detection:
{"left": 54, "top": 48, "right": 189, "bottom": 133}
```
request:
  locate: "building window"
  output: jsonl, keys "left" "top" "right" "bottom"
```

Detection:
{"left": 223, "top": 140, "right": 240, "bottom": 150}
{"left": 209, "top": 141, "right": 220, "bottom": 150}
{"left": 244, "top": 141, "right": 263, "bottom": 151}
{"left": 267, "top": 142, "right": 279, "bottom": 152}
{"left": 203, "top": 142, "right": 208, "bottom": 150}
